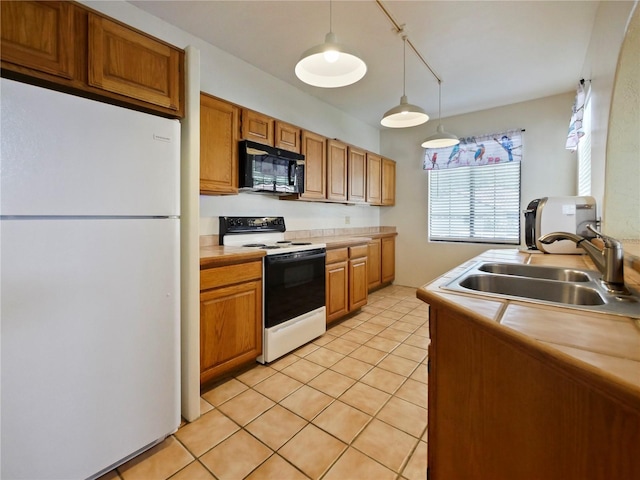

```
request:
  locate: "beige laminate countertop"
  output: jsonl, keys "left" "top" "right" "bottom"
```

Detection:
{"left": 199, "top": 231, "right": 397, "bottom": 264}
{"left": 200, "top": 245, "right": 265, "bottom": 269}
{"left": 417, "top": 249, "right": 640, "bottom": 397}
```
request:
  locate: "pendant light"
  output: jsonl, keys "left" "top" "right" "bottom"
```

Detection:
{"left": 421, "top": 80, "right": 459, "bottom": 148}
{"left": 381, "top": 32, "right": 429, "bottom": 128}
{"left": 295, "top": 0, "right": 367, "bottom": 88}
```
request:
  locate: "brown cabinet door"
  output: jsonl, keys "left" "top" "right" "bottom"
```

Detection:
{"left": 1, "top": 1, "right": 75, "bottom": 79}
{"left": 300, "top": 130, "right": 327, "bottom": 200}
{"left": 326, "top": 261, "right": 349, "bottom": 324}
{"left": 275, "top": 121, "right": 301, "bottom": 153}
{"left": 349, "top": 256, "right": 368, "bottom": 311}
{"left": 327, "top": 139, "right": 348, "bottom": 202}
{"left": 200, "top": 279, "right": 262, "bottom": 385}
{"left": 241, "top": 109, "right": 274, "bottom": 146}
{"left": 381, "top": 158, "right": 396, "bottom": 206}
{"left": 87, "top": 13, "right": 181, "bottom": 111}
{"left": 366, "top": 153, "right": 382, "bottom": 205}
{"left": 348, "top": 146, "right": 367, "bottom": 203}
{"left": 367, "top": 238, "right": 382, "bottom": 291}
{"left": 381, "top": 236, "right": 396, "bottom": 284}
{"left": 200, "top": 93, "right": 240, "bottom": 195}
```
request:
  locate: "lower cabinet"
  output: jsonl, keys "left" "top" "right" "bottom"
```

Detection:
{"left": 200, "top": 260, "right": 262, "bottom": 385}
{"left": 325, "top": 248, "right": 349, "bottom": 324}
{"left": 326, "top": 245, "right": 368, "bottom": 325}
{"left": 381, "top": 235, "right": 396, "bottom": 284}
{"left": 428, "top": 302, "right": 640, "bottom": 479}
{"left": 368, "top": 235, "right": 396, "bottom": 291}
{"left": 348, "top": 245, "right": 369, "bottom": 310}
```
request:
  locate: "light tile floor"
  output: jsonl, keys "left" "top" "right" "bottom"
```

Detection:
{"left": 100, "top": 285, "right": 429, "bottom": 480}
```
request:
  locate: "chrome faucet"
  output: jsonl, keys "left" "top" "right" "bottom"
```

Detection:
{"left": 539, "top": 225, "right": 629, "bottom": 294}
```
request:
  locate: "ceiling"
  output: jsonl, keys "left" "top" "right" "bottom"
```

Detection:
{"left": 129, "top": 0, "right": 601, "bottom": 129}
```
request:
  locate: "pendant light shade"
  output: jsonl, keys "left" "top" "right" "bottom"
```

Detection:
{"left": 421, "top": 81, "right": 459, "bottom": 148}
{"left": 381, "top": 34, "right": 429, "bottom": 128}
{"left": 295, "top": 2, "right": 366, "bottom": 88}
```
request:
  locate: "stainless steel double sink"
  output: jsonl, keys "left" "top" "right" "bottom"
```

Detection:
{"left": 442, "top": 262, "right": 640, "bottom": 318}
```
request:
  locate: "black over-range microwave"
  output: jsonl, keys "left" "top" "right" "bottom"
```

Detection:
{"left": 239, "top": 140, "right": 305, "bottom": 195}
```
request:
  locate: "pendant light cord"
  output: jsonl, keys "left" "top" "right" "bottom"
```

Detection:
{"left": 329, "top": 0, "right": 333, "bottom": 33}
{"left": 402, "top": 35, "right": 407, "bottom": 97}
{"left": 437, "top": 80, "right": 442, "bottom": 122}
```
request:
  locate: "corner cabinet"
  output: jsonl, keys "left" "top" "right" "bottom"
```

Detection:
{"left": 367, "top": 235, "right": 396, "bottom": 291}
{"left": 200, "top": 260, "right": 262, "bottom": 385}
{"left": 0, "top": 1, "right": 184, "bottom": 118}
{"left": 381, "top": 235, "right": 396, "bottom": 284}
{"left": 200, "top": 93, "right": 240, "bottom": 195}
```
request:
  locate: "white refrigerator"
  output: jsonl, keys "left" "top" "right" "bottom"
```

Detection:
{"left": 1, "top": 78, "right": 181, "bottom": 479}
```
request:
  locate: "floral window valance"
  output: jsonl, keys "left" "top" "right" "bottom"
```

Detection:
{"left": 423, "top": 129, "right": 523, "bottom": 170}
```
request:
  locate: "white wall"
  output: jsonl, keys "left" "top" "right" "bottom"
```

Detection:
{"left": 604, "top": 4, "right": 640, "bottom": 240}
{"left": 380, "top": 93, "right": 577, "bottom": 288}
{"left": 579, "top": 0, "right": 635, "bottom": 219}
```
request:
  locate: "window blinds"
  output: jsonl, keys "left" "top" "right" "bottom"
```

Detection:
{"left": 429, "top": 162, "right": 521, "bottom": 244}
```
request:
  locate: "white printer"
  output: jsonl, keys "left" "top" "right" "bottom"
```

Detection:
{"left": 524, "top": 196, "right": 598, "bottom": 254}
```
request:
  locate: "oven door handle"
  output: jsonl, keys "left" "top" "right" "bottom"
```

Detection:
{"left": 266, "top": 251, "right": 326, "bottom": 264}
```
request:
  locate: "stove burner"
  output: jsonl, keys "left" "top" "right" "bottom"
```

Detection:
{"left": 262, "top": 246, "right": 281, "bottom": 250}
{"left": 292, "top": 242, "right": 312, "bottom": 245}
{"left": 243, "top": 243, "right": 267, "bottom": 248}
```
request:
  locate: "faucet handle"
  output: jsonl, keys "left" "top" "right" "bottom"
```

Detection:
{"left": 586, "top": 225, "right": 621, "bottom": 248}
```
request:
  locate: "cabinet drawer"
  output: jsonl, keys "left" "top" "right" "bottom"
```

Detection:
{"left": 326, "top": 247, "right": 348, "bottom": 264}
{"left": 349, "top": 244, "right": 368, "bottom": 259}
{"left": 201, "top": 260, "right": 262, "bottom": 291}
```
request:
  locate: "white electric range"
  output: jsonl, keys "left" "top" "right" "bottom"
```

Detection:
{"left": 219, "top": 216, "right": 327, "bottom": 363}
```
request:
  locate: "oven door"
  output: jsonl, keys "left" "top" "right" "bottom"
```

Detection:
{"left": 264, "top": 248, "right": 326, "bottom": 329}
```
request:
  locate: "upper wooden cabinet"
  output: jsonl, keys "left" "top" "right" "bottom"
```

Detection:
{"left": 0, "top": 1, "right": 184, "bottom": 118}
{"left": 241, "top": 109, "right": 274, "bottom": 146}
{"left": 366, "top": 153, "right": 383, "bottom": 205}
{"left": 300, "top": 130, "right": 327, "bottom": 200}
{"left": 1, "top": 1, "right": 75, "bottom": 80}
{"left": 327, "top": 139, "right": 348, "bottom": 202}
{"left": 347, "top": 146, "right": 367, "bottom": 203}
{"left": 381, "top": 158, "right": 397, "bottom": 206}
{"left": 200, "top": 93, "right": 240, "bottom": 195}
{"left": 87, "top": 14, "right": 181, "bottom": 112}
{"left": 275, "top": 121, "right": 301, "bottom": 153}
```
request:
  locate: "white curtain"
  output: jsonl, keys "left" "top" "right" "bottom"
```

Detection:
{"left": 565, "top": 80, "right": 586, "bottom": 151}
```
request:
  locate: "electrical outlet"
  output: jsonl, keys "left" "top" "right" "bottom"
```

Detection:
{"left": 345, "top": 216, "right": 351, "bottom": 225}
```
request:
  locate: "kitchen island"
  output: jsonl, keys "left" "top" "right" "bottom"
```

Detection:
{"left": 417, "top": 249, "right": 640, "bottom": 480}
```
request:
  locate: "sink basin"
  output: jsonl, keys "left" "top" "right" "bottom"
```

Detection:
{"left": 478, "top": 262, "right": 591, "bottom": 282}
{"left": 459, "top": 274, "right": 605, "bottom": 305}
{"left": 442, "top": 261, "right": 640, "bottom": 318}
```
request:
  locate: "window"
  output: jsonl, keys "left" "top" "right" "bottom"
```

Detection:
{"left": 428, "top": 161, "right": 521, "bottom": 244}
